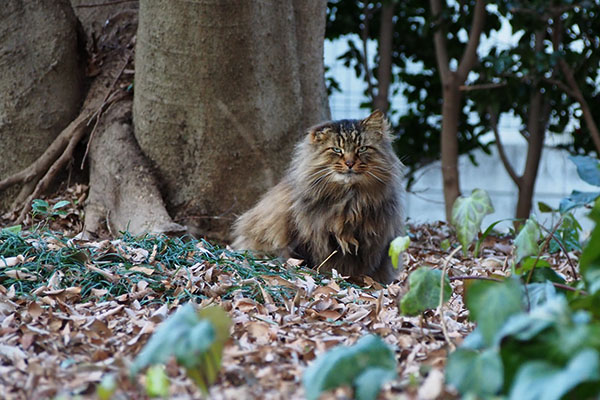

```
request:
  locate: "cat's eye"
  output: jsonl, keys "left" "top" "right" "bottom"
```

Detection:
{"left": 331, "top": 147, "right": 343, "bottom": 154}
{"left": 358, "top": 146, "right": 369, "bottom": 153}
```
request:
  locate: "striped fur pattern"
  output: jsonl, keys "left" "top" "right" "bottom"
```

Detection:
{"left": 231, "top": 111, "right": 404, "bottom": 283}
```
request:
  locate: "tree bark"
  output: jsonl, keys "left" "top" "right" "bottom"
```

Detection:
{"left": 134, "top": 0, "right": 330, "bottom": 240}
{"left": 514, "top": 30, "right": 549, "bottom": 221}
{"left": 0, "top": 0, "right": 84, "bottom": 212}
{"left": 373, "top": 2, "right": 395, "bottom": 113}
{"left": 430, "top": 0, "right": 486, "bottom": 220}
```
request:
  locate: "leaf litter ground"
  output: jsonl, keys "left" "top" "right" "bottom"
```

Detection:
{"left": 0, "top": 188, "right": 579, "bottom": 399}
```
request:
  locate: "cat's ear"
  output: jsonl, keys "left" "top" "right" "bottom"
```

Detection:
{"left": 308, "top": 124, "right": 332, "bottom": 143}
{"left": 360, "top": 110, "right": 389, "bottom": 137}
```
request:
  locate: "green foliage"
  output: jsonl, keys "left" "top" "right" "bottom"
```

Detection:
{"left": 451, "top": 189, "right": 494, "bottom": 255}
{"left": 446, "top": 347, "right": 503, "bottom": 397}
{"left": 465, "top": 278, "right": 524, "bottom": 346}
{"left": 96, "top": 374, "right": 117, "bottom": 400}
{"left": 31, "top": 199, "right": 70, "bottom": 218}
{"left": 131, "top": 304, "right": 231, "bottom": 394}
{"left": 447, "top": 197, "right": 600, "bottom": 398}
{"left": 145, "top": 365, "right": 170, "bottom": 398}
{"left": 579, "top": 198, "right": 600, "bottom": 295}
{"left": 400, "top": 267, "right": 451, "bottom": 316}
{"left": 302, "top": 335, "right": 397, "bottom": 400}
{"left": 513, "top": 217, "right": 541, "bottom": 264}
{"left": 560, "top": 155, "right": 600, "bottom": 213}
{"left": 388, "top": 235, "right": 410, "bottom": 269}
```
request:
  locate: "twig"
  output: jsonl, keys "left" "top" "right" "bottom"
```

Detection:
{"left": 438, "top": 245, "right": 462, "bottom": 351}
{"left": 488, "top": 107, "right": 521, "bottom": 187}
{"left": 75, "top": 0, "right": 137, "bottom": 8}
{"left": 459, "top": 82, "right": 507, "bottom": 91}
{"left": 316, "top": 250, "right": 338, "bottom": 273}
{"left": 449, "top": 275, "right": 586, "bottom": 295}
{"left": 538, "top": 224, "right": 578, "bottom": 279}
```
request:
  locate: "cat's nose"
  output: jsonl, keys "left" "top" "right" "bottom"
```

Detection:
{"left": 345, "top": 159, "right": 355, "bottom": 169}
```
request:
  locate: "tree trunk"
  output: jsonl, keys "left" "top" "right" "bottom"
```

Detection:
{"left": 0, "top": 0, "right": 84, "bottom": 212}
{"left": 441, "top": 78, "right": 462, "bottom": 219}
{"left": 373, "top": 2, "right": 395, "bottom": 113}
{"left": 430, "top": 0, "right": 486, "bottom": 221}
{"left": 515, "top": 90, "right": 548, "bottom": 220}
{"left": 134, "top": 0, "right": 330, "bottom": 240}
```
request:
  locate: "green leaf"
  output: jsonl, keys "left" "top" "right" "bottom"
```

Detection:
{"left": 52, "top": 200, "right": 70, "bottom": 210}
{"left": 537, "top": 201, "right": 555, "bottom": 213}
{"left": 96, "top": 374, "right": 117, "bottom": 400}
{"left": 451, "top": 189, "right": 494, "bottom": 254}
{"left": 400, "top": 268, "right": 452, "bottom": 316}
{"left": 509, "top": 349, "right": 600, "bottom": 400}
{"left": 354, "top": 368, "right": 397, "bottom": 400}
{"left": 559, "top": 190, "right": 600, "bottom": 213}
{"left": 302, "top": 335, "right": 396, "bottom": 400}
{"left": 445, "top": 347, "right": 503, "bottom": 397}
{"left": 388, "top": 236, "right": 410, "bottom": 269}
{"left": 579, "top": 198, "right": 600, "bottom": 294}
{"left": 131, "top": 304, "right": 231, "bottom": 394}
{"left": 514, "top": 218, "right": 540, "bottom": 264}
{"left": 569, "top": 155, "right": 600, "bottom": 186}
{"left": 474, "top": 218, "right": 515, "bottom": 257}
{"left": 465, "top": 278, "right": 523, "bottom": 345}
{"left": 31, "top": 199, "right": 49, "bottom": 214}
{"left": 146, "top": 365, "right": 170, "bottom": 398}
{"left": 1, "top": 225, "right": 22, "bottom": 234}
{"left": 514, "top": 256, "right": 549, "bottom": 275}
{"left": 440, "top": 238, "right": 451, "bottom": 251}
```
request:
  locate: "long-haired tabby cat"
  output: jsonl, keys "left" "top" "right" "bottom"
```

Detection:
{"left": 232, "top": 110, "right": 404, "bottom": 283}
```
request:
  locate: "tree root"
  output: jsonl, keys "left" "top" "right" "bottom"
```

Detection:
{"left": 1, "top": 54, "right": 126, "bottom": 224}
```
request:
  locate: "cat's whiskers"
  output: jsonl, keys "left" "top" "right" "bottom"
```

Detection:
{"left": 366, "top": 171, "right": 386, "bottom": 184}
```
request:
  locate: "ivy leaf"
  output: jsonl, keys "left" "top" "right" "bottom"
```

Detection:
{"left": 131, "top": 304, "right": 231, "bottom": 394}
{"left": 451, "top": 189, "right": 494, "bottom": 254}
{"left": 388, "top": 236, "right": 410, "bottom": 269}
{"left": 579, "top": 198, "right": 600, "bottom": 295}
{"left": 465, "top": 278, "right": 524, "bottom": 345}
{"left": 354, "top": 368, "right": 397, "bottom": 400}
{"left": 302, "top": 335, "right": 396, "bottom": 400}
{"left": 514, "top": 218, "right": 540, "bottom": 264}
{"left": 400, "top": 268, "right": 452, "bottom": 316}
{"left": 445, "top": 347, "right": 503, "bottom": 397}
{"left": 559, "top": 190, "right": 600, "bottom": 213}
{"left": 509, "top": 349, "right": 600, "bottom": 400}
{"left": 569, "top": 155, "right": 600, "bottom": 186}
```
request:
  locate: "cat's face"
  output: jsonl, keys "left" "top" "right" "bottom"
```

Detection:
{"left": 305, "top": 111, "right": 394, "bottom": 186}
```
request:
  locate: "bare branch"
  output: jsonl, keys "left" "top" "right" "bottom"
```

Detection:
{"left": 488, "top": 107, "right": 522, "bottom": 188}
{"left": 459, "top": 82, "right": 506, "bottom": 91}
{"left": 456, "top": 0, "right": 486, "bottom": 81}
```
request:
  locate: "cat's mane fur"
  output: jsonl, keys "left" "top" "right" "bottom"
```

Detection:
{"left": 231, "top": 110, "right": 404, "bottom": 283}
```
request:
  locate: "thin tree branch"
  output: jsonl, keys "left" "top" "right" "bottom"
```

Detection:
{"left": 459, "top": 82, "right": 506, "bottom": 91}
{"left": 429, "top": 0, "right": 451, "bottom": 84}
{"left": 488, "top": 107, "right": 521, "bottom": 188}
{"left": 456, "top": 0, "right": 486, "bottom": 81}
